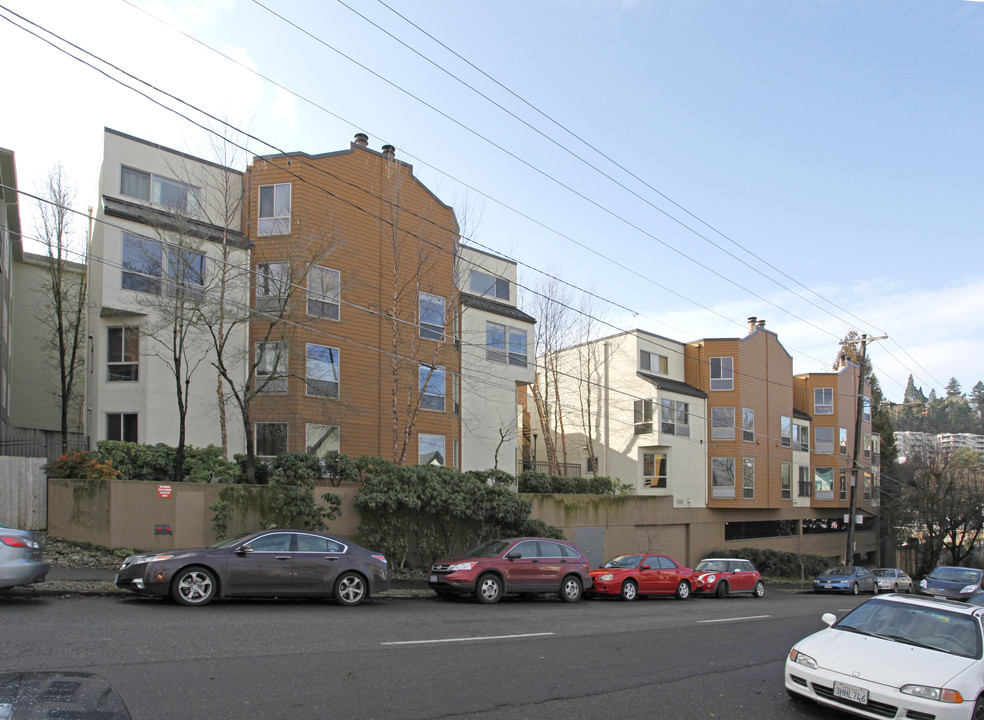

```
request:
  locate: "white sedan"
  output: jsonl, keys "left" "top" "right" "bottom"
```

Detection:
{"left": 786, "top": 594, "right": 984, "bottom": 719}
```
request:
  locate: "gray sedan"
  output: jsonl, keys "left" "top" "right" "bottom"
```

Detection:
{"left": 0, "top": 523, "right": 50, "bottom": 590}
{"left": 871, "top": 567, "right": 913, "bottom": 593}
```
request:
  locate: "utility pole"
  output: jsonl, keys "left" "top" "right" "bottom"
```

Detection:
{"left": 845, "top": 334, "right": 887, "bottom": 565}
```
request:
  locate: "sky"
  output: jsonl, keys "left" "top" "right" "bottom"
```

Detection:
{"left": 2, "top": 0, "right": 982, "bottom": 401}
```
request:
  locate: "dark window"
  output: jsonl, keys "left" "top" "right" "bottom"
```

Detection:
{"left": 106, "top": 413, "right": 137, "bottom": 443}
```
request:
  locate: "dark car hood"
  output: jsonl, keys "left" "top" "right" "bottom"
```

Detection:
{"left": 0, "top": 672, "right": 131, "bottom": 719}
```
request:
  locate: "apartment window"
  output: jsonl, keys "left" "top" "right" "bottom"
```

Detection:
{"left": 122, "top": 233, "right": 162, "bottom": 294}
{"left": 107, "top": 327, "right": 139, "bottom": 381}
{"left": 863, "top": 397, "right": 872, "bottom": 423}
{"left": 258, "top": 183, "right": 291, "bottom": 236}
{"left": 781, "top": 461, "right": 791, "bottom": 500}
{"left": 640, "top": 350, "right": 668, "bottom": 374}
{"left": 256, "top": 342, "right": 287, "bottom": 393}
{"left": 660, "top": 399, "right": 689, "bottom": 436}
{"left": 419, "top": 292, "right": 445, "bottom": 340}
{"left": 814, "top": 467, "right": 834, "bottom": 500}
{"left": 814, "top": 387, "right": 834, "bottom": 415}
{"left": 486, "top": 322, "right": 527, "bottom": 366}
{"left": 864, "top": 471, "right": 873, "bottom": 500}
{"left": 840, "top": 428, "right": 848, "bottom": 455}
{"left": 642, "top": 451, "right": 667, "bottom": 488}
{"left": 798, "top": 466, "right": 812, "bottom": 498}
{"left": 469, "top": 269, "right": 509, "bottom": 300}
{"left": 306, "top": 344, "right": 339, "bottom": 399}
{"left": 256, "top": 423, "right": 287, "bottom": 456}
{"left": 815, "top": 427, "right": 835, "bottom": 454}
{"left": 872, "top": 433, "right": 881, "bottom": 457}
{"left": 864, "top": 433, "right": 872, "bottom": 458}
{"left": 839, "top": 471, "right": 847, "bottom": 501}
{"left": 307, "top": 266, "right": 340, "bottom": 320}
{"left": 164, "top": 246, "right": 205, "bottom": 300}
{"left": 742, "top": 408, "right": 754, "bottom": 442}
{"left": 780, "top": 416, "right": 792, "bottom": 448}
{"left": 306, "top": 424, "right": 339, "bottom": 457}
{"left": 742, "top": 458, "right": 754, "bottom": 499}
{"left": 792, "top": 423, "right": 809, "bottom": 452}
{"left": 419, "top": 364, "right": 446, "bottom": 411}
{"left": 121, "top": 167, "right": 200, "bottom": 214}
{"left": 257, "top": 262, "right": 289, "bottom": 310}
{"left": 711, "top": 457, "right": 736, "bottom": 499}
{"left": 419, "top": 433, "right": 445, "bottom": 466}
{"left": 106, "top": 413, "right": 137, "bottom": 443}
{"left": 710, "top": 356, "right": 733, "bottom": 390}
{"left": 711, "top": 407, "right": 735, "bottom": 440}
{"left": 634, "top": 399, "right": 653, "bottom": 434}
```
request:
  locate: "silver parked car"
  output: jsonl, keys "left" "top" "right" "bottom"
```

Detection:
{"left": 0, "top": 523, "right": 50, "bottom": 590}
{"left": 871, "top": 567, "right": 913, "bottom": 593}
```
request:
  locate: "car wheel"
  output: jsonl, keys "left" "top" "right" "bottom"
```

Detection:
{"left": 753, "top": 580, "right": 765, "bottom": 598}
{"left": 851, "top": 582, "right": 859, "bottom": 595}
{"left": 560, "top": 575, "right": 583, "bottom": 603}
{"left": 972, "top": 696, "right": 984, "bottom": 720}
{"left": 620, "top": 580, "right": 638, "bottom": 602}
{"left": 715, "top": 581, "right": 728, "bottom": 599}
{"left": 675, "top": 580, "right": 691, "bottom": 600}
{"left": 892, "top": 584, "right": 898, "bottom": 593}
{"left": 171, "top": 566, "right": 217, "bottom": 607}
{"left": 872, "top": 584, "right": 879, "bottom": 594}
{"left": 475, "top": 574, "right": 502, "bottom": 604}
{"left": 333, "top": 572, "right": 367, "bottom": 606}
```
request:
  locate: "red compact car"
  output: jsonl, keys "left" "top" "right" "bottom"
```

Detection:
{"left": 587, "top": 553, "right": 694, "bottom": 601}
{"left": 692, "top": 558, "right": 765, "bottom": 598}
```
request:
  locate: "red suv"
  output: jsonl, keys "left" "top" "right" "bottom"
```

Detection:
{"left": 429, "top": 538, "right": 593, "bottom": 604}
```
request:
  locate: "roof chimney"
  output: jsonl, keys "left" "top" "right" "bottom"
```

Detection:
{"left": 747, "top": 316, "right": 758, "bottom": 333}
{"left": 381, "top": 144, "right": 396, "bottom": 159}
{"left": 757, "top": 319, "right": 766, "bottom": 329}
{"left": 353, "top": 133, "right": 369, "bottom": 147}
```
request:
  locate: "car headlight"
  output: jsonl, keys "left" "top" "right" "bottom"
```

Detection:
{"left": 131, "top": 554, "right": 173, "bottom": 566}
{"left": 901, "top": 685, "right": 964, "bottom": 703}
{"left": 598, "top": 573, "right": 614, "bottom": 582}
{"left": 447, "top": 561, "right": 476, "bottom": 572}
{"left": 960, "top": 584, "right": 979, "bottom": 593}
{"left": 702, "top": 574, "right": 717, "bottom": 584}
{"left": 788, "top": 649, "right": 817, "bottom": 669}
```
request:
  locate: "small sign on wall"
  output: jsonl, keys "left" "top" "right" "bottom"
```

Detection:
{"left": 158, "top": 485, "right": 172, "bottom": 499}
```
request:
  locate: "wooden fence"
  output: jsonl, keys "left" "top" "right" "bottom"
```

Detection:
{"left": 0, "top": 456, "right": 48, "bottom": 529}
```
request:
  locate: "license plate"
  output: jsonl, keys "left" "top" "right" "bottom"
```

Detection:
{"left": 824, "top": 584, "right": 833, "bottom": 589}
{"left": 430, "top": 574, "right": 437, "bottom": 583}
{"left": 833, "top": 681, "right": 868, "bottom": 705}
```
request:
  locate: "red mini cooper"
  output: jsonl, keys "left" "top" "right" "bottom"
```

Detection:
{"left": 587, "top": 553, "right": 694, "bottom": 601}
{"left": 692, "top": 558, "right": 765, "bottom": 598}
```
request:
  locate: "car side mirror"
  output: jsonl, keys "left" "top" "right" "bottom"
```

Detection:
{"left": 821, "top": 612, "right": 837, "bottom": 626}
{"left": 235, "top": 544, "right": 253, "bottom": 554}
{"left": 640, "top": 565, "right": 651, "bottom": 570}
{"left": 506, "top": 551, "right": 522, "bottom": 560}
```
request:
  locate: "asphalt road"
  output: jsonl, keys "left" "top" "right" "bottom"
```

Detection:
{"left": 0, "top": 589, "right": 871, "bottom": 719}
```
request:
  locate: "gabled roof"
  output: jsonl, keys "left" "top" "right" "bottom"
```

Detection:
{"left": 637, "top": 372, "right": 707, "bottom": 399}
{"left": 102, "top": 196, "right": 250, "bottom": 249}
{"left": 460, "top": 293, "right": 535, "bottom": 324}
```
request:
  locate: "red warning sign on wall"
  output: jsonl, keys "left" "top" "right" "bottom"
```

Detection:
{"left": 158, "top": 485, "right": 172, "bottom": 499}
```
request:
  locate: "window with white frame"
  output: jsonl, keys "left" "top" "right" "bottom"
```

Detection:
{"left": 485, "top": 322, "right": 527, "bottom": 366}
{"left": 419, "top": 364, "right": 445, "bottom": 411}
{"left": 307, "top": 266, "right": 340, "bottom": 320}
{"left": 640, "top": 350, "right": 668, "bottom": 374}
{"left": 660, "top": 399, "right": 689, "bottom": 436}
{"left": 864, "top": 432, "right": 872, "bottom": 458}
{"left": 814, "top": 467, "right": 834, "bottom": 499}
{"left": 711, "top": 407, "right": 735, "bottom": 440}
{"left": 306, "top": 344, "right": 339, "bottom": 399}
{"left": 781, "top": 461, "right": 791, "bottom": 500}
{"left": 258, "top": 183, "right": 291, "bottom": 236}
{"left": 419, "top": 433, "right": 445, "bottom": 466}
{"left": 107, "top": 327, "right": 139, "bottom": 381}
{"left": 256, "top": 341, "right": 287, "bottom": 393}
{"left": 256, "top": 422, "right": 287, "bottom": 456}
{"left": 121, "top": 167, "right": 200, "bottom": 214}
{"left": 864, "top": 471, "right": 873, "bottom": 500}
{"left": 419, "top": 292, "right": 445, "bottom": 340}
{"left": 814, "top": 387, "right": 834, "bottom": 415}
{"left": 122, "top": 233, "right": 162, "bottom": 294}
{"left": 840, "top": 427, "right": 848, "bottom": 455}
{"left": 742, "top": 458, "right": 754, "bottom": 499}
{"left": 792, "top": 423, "right": 809, "bottom": 452}
{"left": 107, "top": 413, "right": 137, "bottom": 443}
{"left": 863, "top": 397, "right": 872, "bottom": 422}
{"left": 711, "top": 457, "right": 735, "bottom": 499}
{"left": 642, "top": 451, "right": 667, "bottom": 488}
{"left": 798, "top": 466, "right": 811, "bottom": 497}
{"left": 872, "top": 433, "right": 880, "bottom": 457}
{"left": 780, "top": 416, "right": 792, "bottom": 447}
{"left": 306, "top": 424, "right": 339, "bottom": 457}
{"left": 469, "top": 269, "right": 509, "bottom": 300}
{"left": 256, "top": 262, "right": 289, "bottom": 309}
{"left": 634, "top": 399, "right": 653, "bottom": 434}
{"left": 710, "top": 357, "right": 733, "bottom": 390}
{"left": 839, "top": 471, "right": 847, "bottom": 501}
{"left": 815, "top": 426, "right": 835, "bottom": 454}
{"left": 742, "top": 408, "right": 755, "bottom": 442}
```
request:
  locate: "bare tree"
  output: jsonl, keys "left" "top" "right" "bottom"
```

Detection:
{"left": 34, "top": 163, "right": 87, "bottom": 451}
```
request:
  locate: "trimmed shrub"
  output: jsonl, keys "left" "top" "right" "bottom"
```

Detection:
{"left": 704, "top": 546, "right": 828, "bottom": 579}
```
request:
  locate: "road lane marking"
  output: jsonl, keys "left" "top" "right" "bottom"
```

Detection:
{"left": 381, "top": 632, "right": 554, "bottom": 646}
{"left": 697, "top": 615, "right": 771, "bottom": 624}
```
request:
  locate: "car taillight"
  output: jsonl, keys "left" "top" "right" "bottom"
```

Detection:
{"left": 372, "top": 554, "right": 387, "bottom": 564}
{"left": 1, "top": 536, "right": 34, "bottom": 548}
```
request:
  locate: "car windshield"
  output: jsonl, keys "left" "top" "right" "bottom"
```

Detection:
{"left": 820, "top": 566, "right": 854, "bottom": 577}
{"left": 695, "top": 560, "right": 728, "bottom": 572}
{"left": 603, "top": 555, "right": 643, "bottom": 569}
{"left": 835, "top": 598, "right": 982, "bottom": 658}
{"left": 211, "top": 532, "right": 255, "bottom": 549}
{"left": 929, "top": 567, "right": 983, "bottom": 584}
{"left": 872, "top": 569, "right": 895, "bottom": 577}
{"left": 466, "top": 540, "right": 512, "bottom": 558}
